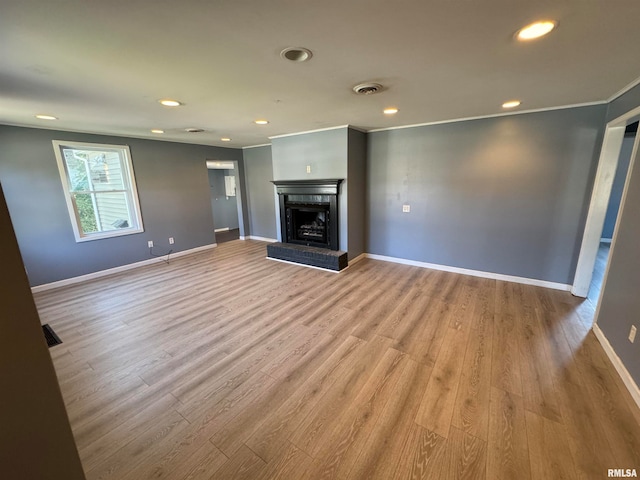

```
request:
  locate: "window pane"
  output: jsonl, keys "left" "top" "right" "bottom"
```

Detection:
{"left": 63, "top": 149, "right": 91, "bottom": 192}
{"left": 94, "top": 192, "right": 133, "bottom": 231}
{"left": 89, "top": 151, "right": 125, "bottom": 190}
{"left": 74, "top": 193, "right": 99, "bottom": 234}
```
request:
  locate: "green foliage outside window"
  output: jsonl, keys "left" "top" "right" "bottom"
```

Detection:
{"left": 74, "top": 193, "right": 98, "bottom": 233}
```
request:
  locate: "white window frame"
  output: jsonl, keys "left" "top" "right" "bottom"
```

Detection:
{"left": 52, "top": 140, "right": 144, "bottom": 242}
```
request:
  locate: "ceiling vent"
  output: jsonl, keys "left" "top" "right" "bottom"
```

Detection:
{"left": 353, "top": 82, "right": 384, "bottom": 95}
{"left": 185, "top": 128, "right": 205, "bottom": 133}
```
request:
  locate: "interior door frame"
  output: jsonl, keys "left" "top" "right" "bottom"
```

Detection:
{"left": 206, "top": 159, "right": 247, "bottom": 239}
{"left": 572, "top": 105, "right": 640, "bottom": 297}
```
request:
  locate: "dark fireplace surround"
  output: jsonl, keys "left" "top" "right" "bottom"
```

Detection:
{"left": 267, "top": 179, "right": 347, "bottom": 271}
{"left": 272, "top": 179, "right": 342, "bottom": 250}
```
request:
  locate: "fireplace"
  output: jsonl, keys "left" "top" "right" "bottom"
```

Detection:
{"left": 272, "top": 179, "right": 342, "bottom": 251}
{"left": 288, "top": 205, "right": 328, "bottom": 246}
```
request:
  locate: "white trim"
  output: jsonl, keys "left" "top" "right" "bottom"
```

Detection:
{"left": 242, "top": 143, "right": 271, "bottom": 149}
{"left": 572, "top": 126, "right": 626, "bottom": 297}
{"left": 572, "top": 104, "right": 640, "bottom": 298}
{"left": 604, "top": 104, "right": 640, "bottom": 128}
{"left": 31, "top": 244, "right": 217, "bottom": 293}
{"left": 600, "top": 238, "right": 613, "bottom": 244}
{"left": 1, "top": 122, "right": 238, "bottom": 147}
{"left": 52, "top": 140, "right": 145, "bottom": 243}
{"left": 349, "top": 253, "right": 367, "bottom": 265}
{"left": 592, "top": 125, "right": 640, "bottom": 321}
{"left": 368, "top": 101, "right": 605, "bottom": 133}
{"left": 246, "top": 235, "right": 278, "bottom": 243}
{"left": 206, "top": 161, "right": 235, "bottom": 170}
{"left": 269, "top": 125, "right": 350, "bottom": 140}
{"left": 607, "top": 74, "right": 640, "bottom": 103}
{"left": 364, "top": 254, "right": 571, "bottom": 291}
{"left": 239, "top": 235, "right": 246, "bottom": 240}
{"left": 214, "top": 227, "right": 230, "bottom": 232}
{"left": 592, "top": 324, "right": 640, "bottom": 410}
{"left": 266, "top": 256, "right": 342, "bottom": 273}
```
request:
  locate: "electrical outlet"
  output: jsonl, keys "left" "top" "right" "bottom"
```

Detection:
{"left": 169, "top": 237, "right": 174, "bottom": 245}
{"left": 629, "top": 325, "right": 637, "bottom": 343}
{"left": 306, "top": 165, "right": 311, "bottom": 174}
{"left": 148, "top": 240, "right": 154, "bottom": 248}
{"left": 402, "top": 204, "right": 411, "bottom": 213}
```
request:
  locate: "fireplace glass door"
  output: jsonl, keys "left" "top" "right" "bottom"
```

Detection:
{"left": 286, "top": 205, "right": 329, "bottom": 247}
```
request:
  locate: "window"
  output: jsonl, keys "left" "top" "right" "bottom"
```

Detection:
{"left": 53, "top": 140, "right": 144, "bottom": 242}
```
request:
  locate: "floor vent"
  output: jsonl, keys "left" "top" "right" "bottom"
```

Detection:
{"left": 42, "top": 324, "right": 62, "bottom": 348}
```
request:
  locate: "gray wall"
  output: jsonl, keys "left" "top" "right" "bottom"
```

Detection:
{"left": 597, "top": 84, "right": 640, "bottom": 386}
{"left": 0, "top": 185, "right": 86, "bottom": 479}
{"left": 601, "top": 134, "right": 635, "bottom": 239}
{"left": 597, "top": 132, "right": 640, "bottom": 386}
{"left": 607, "top": 82, "right": 640, "bottom": 122}
{"left": 347, "top": 128, "right": 367, "bottom": 259}
{"left": 208, "top": 168, "right": 239, "bottom": 231}
{"left": 0, "top": 125, "right": 242, "bottom": 286}
{"left": 367, "top": 105, "right": 606, "bottom": 284}
{"left": 271, "top": 128, "right": 350, "bottom": 252}
{"left": 243, "top": 145, "right": 277, "bottom": 239}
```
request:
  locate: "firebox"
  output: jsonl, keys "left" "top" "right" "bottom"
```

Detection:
{"left": 272, "top": 179, "right": 342, "bottom": 251}
{"left": 287, "top": 204, "right": 329, "bottom": 246}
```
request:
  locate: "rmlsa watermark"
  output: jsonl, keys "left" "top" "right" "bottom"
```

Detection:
{"left": 608, "top": 469, "right": 638, "bottom": 478}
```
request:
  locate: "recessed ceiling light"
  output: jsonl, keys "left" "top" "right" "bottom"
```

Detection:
{"left": 502, "top": 100, "right": 521, "bottom": 109}
{"left": 35, "top": 114, "right": 57, "bottom": 120}
{"left": 516, "top": 21, "right": 556, "bottom": 41}
{"left": 383, "top": 107, "right": 399, "bottom": 115}
{"left": 254, "top": 119, "right": 269, "bottom": 125}
{"left": 151, "top": 129, "right": 164, "bottom": 134}
{"left": 280, "top": 47, "right": 313, "bottom": 62}
{"left": 159, "top": 99, "right": 182, "bottom": 107}
{"left": 221, "top": 137, "right": 232, "bottom": 142}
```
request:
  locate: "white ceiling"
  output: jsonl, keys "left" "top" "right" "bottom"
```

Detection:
{"left": 2, "top": 0, "right": 640, "bottom": 148}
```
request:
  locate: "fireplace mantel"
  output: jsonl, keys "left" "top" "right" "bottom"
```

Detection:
{"left": 271, "top": 179, "right": 343, "bottom": 196}
{"left": 272, "top": 179, "right": 343, "bottom": 251}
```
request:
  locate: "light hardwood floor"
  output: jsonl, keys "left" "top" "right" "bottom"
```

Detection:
{"left": 35, "top": 239, "right": 640, "bottom": 479}
{"left": 587, "top": 242, "right": 610, "bottom": 306}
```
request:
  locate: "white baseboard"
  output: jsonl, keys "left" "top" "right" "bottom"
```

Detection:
{"left": 245, "top": 236, "right": 278, "bottom": 243}
{"left": 592, "top": 324, "right": 640, "bottom": 410}
{"left": 214, "top": 227, "right": 230, "bottom": 233}
{"left": 31, "top": 244, "right": 217, "bottom": 293}
{"left": 363, "top": 253, "right": 572, "bottom": 291}
{"left": 600, "top": 237, "right": 613, "bottom": 244}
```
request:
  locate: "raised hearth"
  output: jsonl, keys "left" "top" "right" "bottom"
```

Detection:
{"left": 267, "top": 243, "right": 348, "bottom": 271}
{"left": 269, "top": 179, "right": 347, "bottom": 270}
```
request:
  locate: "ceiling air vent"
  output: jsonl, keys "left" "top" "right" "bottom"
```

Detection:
{"left": 185, "top": 128, "right": 205, "bottom": 133}
{"left": 353, "top": 82, "right": 384, "bottom": 95}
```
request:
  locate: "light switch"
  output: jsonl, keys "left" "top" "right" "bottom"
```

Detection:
{"left": 402, "top": 204, "right": 411, "bottom": 213}
{"left": 306, "top": 165, "right": 311, "bottom": 173}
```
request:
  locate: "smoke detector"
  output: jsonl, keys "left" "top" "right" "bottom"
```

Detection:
{"left": 353, "top": 82, "right": 384, "bottom": 95}
{"left": 185, "top": 128, "right": 205, "bottom": 133}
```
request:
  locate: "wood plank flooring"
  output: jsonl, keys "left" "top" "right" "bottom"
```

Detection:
{"left": 34, "top": 239, "right": 640, "bottom": 479}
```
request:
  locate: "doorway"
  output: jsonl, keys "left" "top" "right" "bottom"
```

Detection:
{"left": 573, "top": 108, "right": 640, "bottom": 310}
{"left": 587, "top": 122, "right": 637, "bottom": 304}
{"left": 207, "top": 160, "right": 242, "bottom": 244}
